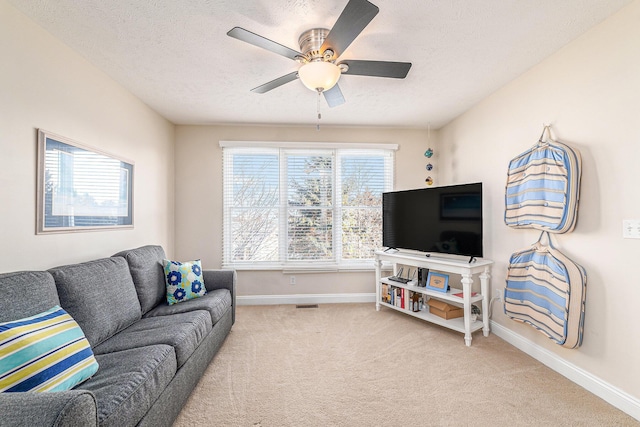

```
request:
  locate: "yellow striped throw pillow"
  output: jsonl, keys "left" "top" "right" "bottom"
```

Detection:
{"left": 0, "top": 305, "right": 99, "bottom": 392}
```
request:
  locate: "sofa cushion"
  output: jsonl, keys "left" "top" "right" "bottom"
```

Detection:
{"left": 0, "top": 305, "right": 99, "bottom": 392}
{"left": 93, "top": 310, "right": 211, "bottom": 368}
{"left": 49, "top": 257, "right": 142, "bottom": 347}
{"left": 163, "top": 259, "right": 207, "bottom": 305}
{"left": 144, "top": 288, "right": 232, "bottom": 326}
{"left": 0, "top": 271, "right": 60, "bottom": 323}
{"left": 81, "top": 344, "right": 176, "bottom": 427}
{"left": 112, "top": 245, "right": 167, "bottom": 314}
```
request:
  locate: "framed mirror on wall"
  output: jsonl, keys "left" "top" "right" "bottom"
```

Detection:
{"left": 36, "top": 129, "right": 134, "bottom": 234}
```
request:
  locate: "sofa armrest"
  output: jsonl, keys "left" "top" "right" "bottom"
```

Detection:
{"left": 203, "top": 269, "right": 236, "bottom": 324}
{"left": 0, "top": 390, "right": 98, "bottom": 427}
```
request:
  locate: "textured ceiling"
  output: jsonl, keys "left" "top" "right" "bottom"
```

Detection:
{"left": 9, "top": 0, "right": 632, "bottom": 128}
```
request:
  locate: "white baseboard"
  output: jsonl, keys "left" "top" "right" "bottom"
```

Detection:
{"left": 237, "top": 293, "right": 376, "bottom": 306}
{"left": 490, "top": 321, "right": 640, "bottom": 422}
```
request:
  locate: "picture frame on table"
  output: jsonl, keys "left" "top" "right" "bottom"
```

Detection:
{"left": 425, "top": 271, "right": 449, "bottom": 293}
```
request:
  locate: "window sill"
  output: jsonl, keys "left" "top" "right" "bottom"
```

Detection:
{"left": 222, "top": 263, "right": 378, "bottom": 273}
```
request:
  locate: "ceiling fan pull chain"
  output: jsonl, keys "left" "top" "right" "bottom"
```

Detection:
{"left": 317, "top": 90, "right": 322, "bottom": 131}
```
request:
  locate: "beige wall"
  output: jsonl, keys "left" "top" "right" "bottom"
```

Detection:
{"left": 6, "top": 0, "right": 637, "bottom": 410}
{"left": 174, "top": 125, "right": 431, "bottom": 296}
{"left": 0, "top": 0, "right": 175, "bottom": 271}
{"left": 439, "top": 1, "right": 640, "bottom": 400}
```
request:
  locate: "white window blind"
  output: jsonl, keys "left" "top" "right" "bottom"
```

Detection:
{"left": 222, "top": 143, "right": 395, "bottom": 270}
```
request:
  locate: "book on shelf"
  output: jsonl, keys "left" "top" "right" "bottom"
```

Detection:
{"left": 381, "top": 283, "right": 389, "bottom": 303}
{"left": 395, "top": 287, "right": 404, "bottom": 308}
{"left": 386, "top": 285, "right": 396, "bottom": 306}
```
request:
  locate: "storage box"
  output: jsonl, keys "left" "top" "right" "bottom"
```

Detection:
{"left": 427, "top": 298, "right": 463, "bottom": 320}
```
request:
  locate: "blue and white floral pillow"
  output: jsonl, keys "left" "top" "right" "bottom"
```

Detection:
{"left": 163, "top": 259, "right": 207, "bottom": 305}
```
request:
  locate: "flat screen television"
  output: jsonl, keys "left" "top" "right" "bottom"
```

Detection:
{"left": 382, "top": 182, "right": 483, "bottom": 258}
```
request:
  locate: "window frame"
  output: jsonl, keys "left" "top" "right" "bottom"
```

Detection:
{"left": 220, "top": 141, "right": 397, "bottom": 271}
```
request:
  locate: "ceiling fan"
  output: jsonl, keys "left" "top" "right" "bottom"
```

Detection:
{"left": 227, "top": 0, "right": 412, "bottom": 108}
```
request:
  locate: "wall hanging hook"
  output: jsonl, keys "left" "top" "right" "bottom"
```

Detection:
{"left": 538, "top": 123, "right": 552, "bottom": 145}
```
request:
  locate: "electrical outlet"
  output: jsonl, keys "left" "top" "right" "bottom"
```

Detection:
{"left": 494, "top": 288, "right": 503, "bottom": 301}
{"left": 623, "top": 219, "right": 640, "bottom": 239}
{"left": 289, "top": 276, "right": 296, "bottom": 285}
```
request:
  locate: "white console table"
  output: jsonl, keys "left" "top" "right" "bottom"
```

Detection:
{"left": 375, "top": 250, "right": 493, "bottom": 346}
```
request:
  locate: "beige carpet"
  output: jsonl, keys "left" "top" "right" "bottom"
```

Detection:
{"left": 174, "top": 304, "right": 638, "bottom": 427}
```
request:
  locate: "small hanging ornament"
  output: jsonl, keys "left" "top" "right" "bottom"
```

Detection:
{"left": 424, "top": 124, "right": 434, "bottom": 185}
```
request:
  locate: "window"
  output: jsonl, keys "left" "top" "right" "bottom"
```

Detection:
{"left": 221, "top": 142, "right": 396, "bottom": 270}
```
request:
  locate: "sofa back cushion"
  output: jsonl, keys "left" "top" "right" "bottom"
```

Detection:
{"left": 112, "top": 245, "right": 166, "bottom": 314}
{"left": 0, "top": 271, "right": 60, "bottom": 323}
{"left": 49, "top": 257, "right": 141, "bottom": 347}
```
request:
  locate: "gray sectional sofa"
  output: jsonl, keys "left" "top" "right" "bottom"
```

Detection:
{"left": 0, "top": 245, "right": 235, "bottom": 427}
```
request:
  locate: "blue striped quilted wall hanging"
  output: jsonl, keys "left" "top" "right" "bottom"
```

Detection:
{"left": 505, "top": 126, "right": 582, "bottom": 233}
{"left": 504, "top": 232, "right": 587, "bottom": 348}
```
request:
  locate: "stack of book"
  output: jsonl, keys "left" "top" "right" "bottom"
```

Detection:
{"left": 381, "top": 284, "right": 405, "bottom": 308}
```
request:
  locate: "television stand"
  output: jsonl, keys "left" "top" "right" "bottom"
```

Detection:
{"left": 375, "top": 250, "right": 493, "bottom": 346}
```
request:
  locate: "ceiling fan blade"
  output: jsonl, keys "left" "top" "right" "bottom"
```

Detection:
{"left": 339, "top": 60, "right": 412, "bottom": 78}
{"left": 251, "top": 71, "right": 299, "bottom": 94}
{"left": 323, "top": 84, "right": 345, "bottom": 108}
{"left": 227, "top": 27, "right": 302, "bottom": 61}
{"left": 320, "top": 0, "right": 379, "bottom": 59}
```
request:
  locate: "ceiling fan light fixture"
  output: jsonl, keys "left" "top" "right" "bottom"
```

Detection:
{"left": 298, "top": 61, "right": 341, "bottom": 92}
